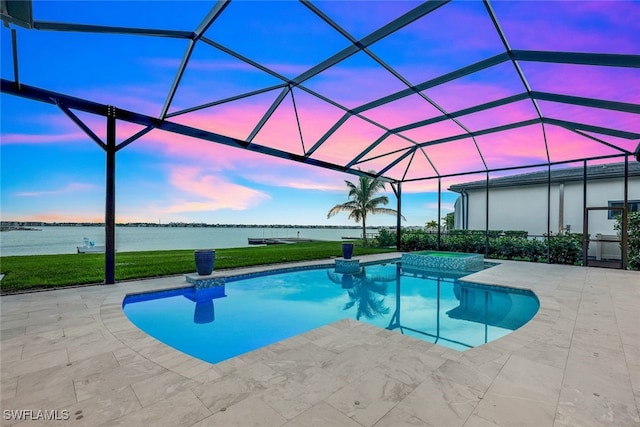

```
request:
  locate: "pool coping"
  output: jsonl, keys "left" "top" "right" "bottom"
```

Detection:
{"left": 1, "top": 253, "right": 639, "bottom": 426}
{"left": 120, "top": 256, "right": 537, "bottom": 360}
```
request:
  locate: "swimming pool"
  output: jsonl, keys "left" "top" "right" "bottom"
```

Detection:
{"left": 123, "top": 260, "right": 539, "bottom": 364}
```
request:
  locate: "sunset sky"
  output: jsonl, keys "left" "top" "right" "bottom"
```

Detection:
{"left": 1, "top": 1, "right": 638, "bottom": 226}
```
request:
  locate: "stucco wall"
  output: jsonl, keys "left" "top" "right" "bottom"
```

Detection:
{"left": 454, "top": 176, "right": 639, "bottom": 237}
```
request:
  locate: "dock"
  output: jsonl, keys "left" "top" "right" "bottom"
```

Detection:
{"left": 341, "top": 232, "right": 379, "bottom": 240}
{"left": 247, "top": 237, "right": 316, "bottom": 245}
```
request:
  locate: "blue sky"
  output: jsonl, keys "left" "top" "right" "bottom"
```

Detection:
{"left": 1, "top": 1, "right": 637, "bottom": 226}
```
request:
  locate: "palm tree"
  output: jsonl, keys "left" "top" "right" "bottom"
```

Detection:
{"left": 425, "top": 220, "right": 438, "bottom": 231}
{"left": 327, "top": 172, "right": 405, "bottom": 244}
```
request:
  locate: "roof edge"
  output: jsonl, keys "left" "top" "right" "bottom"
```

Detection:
{"left": 449, "top": 162, "right": 640, "bottom": 192}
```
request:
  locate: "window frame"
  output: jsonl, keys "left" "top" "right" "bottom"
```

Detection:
{"left": 608, "top": 200, "right": 640, "bottom": 220}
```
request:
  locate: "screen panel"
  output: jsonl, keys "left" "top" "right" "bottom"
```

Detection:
{"left": 309, "top": 115, "right": 387, "bottom": 166}
{"left": 423, "top": 138, "right": 486, "bottom": 176}
{"left": 169, "top": 89, "right": 280, "bottom": 141}
{"left": 545, "top": 125, "right": 627, "bottom": 163}
{"left": 302, "top": 51, "right": 409, "bottom": 110}
{"left": 475, "top": 124, "right": 549, "bottom": 170}
{"left": 360, "top": 93, "right": 443, "bottom": 130}
{"left": 424, "top": 62, "right": 525, "bottom": 113}
{"left": 457, "top": 100, "right": 539, "bottom": 132}
{"left": 205, "top": 1, "right": 351, "bottom": 79}
{"left": 169, "top": 42, "right": 285, "bottom": 116}
{"left": 368, "top": 0, "right": 505, "bottom": 85}
{"left": 493, "top": 0, "right": 640, "bottom": 55}
{"left": 521, "top": 63, "right": 639, "bottom": 104}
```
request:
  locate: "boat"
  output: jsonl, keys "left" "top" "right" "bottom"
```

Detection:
{"left": 77, "top": 237, "right": 105, "bottom": 253}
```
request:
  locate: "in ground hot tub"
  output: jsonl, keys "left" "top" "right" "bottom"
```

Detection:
{"left": 402, "top": 251, "right": 484, "bottom": 271}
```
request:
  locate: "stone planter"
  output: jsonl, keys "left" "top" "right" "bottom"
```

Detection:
{"left": 341, "top": 242, "right": 354, "bottom": 259}
{"left": 194, "top": 249, "right": 215, "bottom": 276}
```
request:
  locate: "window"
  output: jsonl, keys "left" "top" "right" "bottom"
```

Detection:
{"left": 608, "top": 200, "right": 640, "bottom": 219}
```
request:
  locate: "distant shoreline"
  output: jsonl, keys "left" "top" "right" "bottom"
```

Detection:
{"left": 0, "top": 222, "right": 390, "bottom": 230}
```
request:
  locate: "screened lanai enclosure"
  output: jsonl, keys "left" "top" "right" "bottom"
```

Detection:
{"left": 1, "top": 0, "right": 639, "bottom": 281}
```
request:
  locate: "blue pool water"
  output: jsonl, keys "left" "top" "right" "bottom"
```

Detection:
{"left": 123, "top": 261, "right": 539, "bottom": 364}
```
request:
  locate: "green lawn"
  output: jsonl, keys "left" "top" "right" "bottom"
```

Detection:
{"left": 0, "top": 241, "right": 395, "bottom": 293}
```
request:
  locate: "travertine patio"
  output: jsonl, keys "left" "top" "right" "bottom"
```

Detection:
{"left": 1, "top": 254, "right": 639, "bottom": 426}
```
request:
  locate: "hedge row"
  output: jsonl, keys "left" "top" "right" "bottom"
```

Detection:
{"left": 376, "top": 228, "right": 584, "bottom": 265}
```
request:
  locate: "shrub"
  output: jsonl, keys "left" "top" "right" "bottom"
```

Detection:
{"left": 504, "top": 230, "right": 529, "bottom": 239}
{"left": 397, "top": 229, "right": 582, "bottom": 265}
{"left": 491, "top": 236, "right": 528, "bottom": 260}
{"left": 376, "top": 228, "right": 396, "bottom": 248}
{"left": 526, "top": 238, "right": 547, "bottom": 263}
{"left": 615, "top": 211, "right": 640, "bottom": 270}
{"left": 487, "top": 230, "right": 503, "bottom": 238}
{"left": 547, "top": 233, "right": 583, "bottom": 265}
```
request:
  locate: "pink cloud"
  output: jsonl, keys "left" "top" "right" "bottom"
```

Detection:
{"left": 475, "top": 125, "right": 548, "bottom": 169}
{"left": 401, "top": 180, "right": 439, "bottom": 193}
{"left": 580, "top": 132, "right": 639, "bottom": 154}
{"left": 134, "top": 130, "right": 242, "bottom": 171}
{"left": 545, "top": 126, "right": 624, "bottom": 163}
{"left": 357, "top": 151, "right": 411, "bottom": 180}
{"left": 129, "top": 127, "right": 345, "bottom": 190}
{"left": 382, "top": 155, "right": 413, "bottom": 181}
{"left": 133, "top": 124, "right": 361, "bottom": 193}
{"left": 424, "top": 62, "right": 524, "bottom": 113}
{"left": 169, "top": 90, "right": 277, "bottom": 141}
{"left": 539, "top": 101, "right": 638, "bottom": 133}
{"left": 14, "top": 182, "right": 99, "bottom": 197}
{"left": 292, "top": 88, "right": 349, "bottom": 149}
{"left": 240, "top": 172, "right": 345, "bottom": 192}
{"left": 0, "top": 131, "right": 87, "bottom": 145}
{"left": 310, "top": 115, "right": 387, "bottom": 165}
{"left": 359, "top": 134, "right": 417, "bottom": 163}
{"left": 403, "top": 150, "right": 438, "bottom": 181}
{"left": 401, "top": 175, "right": 484, "bottom": 193}
{"left": 423, "top": 138, "right": 486, "bottom": 176}
{"left": 360, "top": 94, "right": 443, "bottom": 130}
{"left": 252, "top": 97, "right": 305, "bottom": 155}
{"left": 400, "top": 120, "right": 466, "bottom": 144}
{"left": 457, "top": 100, "right": 539, "bottom": 132}
{"left": 163, "top": 165, "right": 270, "bottom": 212}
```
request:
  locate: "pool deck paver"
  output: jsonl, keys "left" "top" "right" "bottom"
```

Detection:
{"left": 1, "top": 253, "right": 639, "bottom": 426}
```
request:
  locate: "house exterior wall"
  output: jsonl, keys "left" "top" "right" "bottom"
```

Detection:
{"left": 453, "top": 176, "right": 639, "bottom": 237}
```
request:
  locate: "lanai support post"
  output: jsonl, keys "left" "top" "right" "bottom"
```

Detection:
{"left": 437, "top": 178, "right": 442, "bottom": 251}
{"left": 105, "top": 106, "right": 116, "bottom": 284}
{"left": 622, "top": 155, "right": 629, "bottom": 270}
{"left": 393, "top": 181, "right": 402, "bottom": 251}
{"left": 582, "top": 160, "right": 588, "bottom": 267}
{"left": 546, "top": 164, "right": 551, "bottom": 264}
{"left": 485, "top": 172, "right": 489, "bottom": 257}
